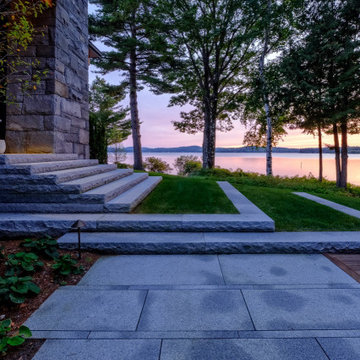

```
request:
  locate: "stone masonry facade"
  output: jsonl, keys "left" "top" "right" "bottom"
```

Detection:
{"left": 6, "top": 0, "right": 89, "bottom": 158}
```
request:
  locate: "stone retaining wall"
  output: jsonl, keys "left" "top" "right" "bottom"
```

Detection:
{"left": 6, "top": 0, "right": 89, "bottom": 158}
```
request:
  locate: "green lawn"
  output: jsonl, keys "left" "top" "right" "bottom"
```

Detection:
{"left": 134, "top": 174, "right": 239, "bottom": 214}
{"left": 231, "top": 183, "right": 360, "bottom": 231}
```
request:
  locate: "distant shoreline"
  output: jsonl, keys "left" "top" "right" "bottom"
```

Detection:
{"left": 109, "top": 146, "right": 360, "bottom": 154}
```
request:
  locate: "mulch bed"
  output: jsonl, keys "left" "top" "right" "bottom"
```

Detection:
{"left": 1, "top": 239, "right": 100, "bottom": 360}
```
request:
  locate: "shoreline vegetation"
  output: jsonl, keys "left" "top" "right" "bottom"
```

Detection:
{"left": 112, "top": 146, "right": 360, "bottom": 154}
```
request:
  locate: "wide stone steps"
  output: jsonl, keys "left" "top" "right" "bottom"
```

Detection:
{"left": 0, "top": 153, "right": 79, "bottom": 165}
{"left": 61, "top": 169, "right": 133, "bottom": 193}
{"left": 40, "top": 164, "right": 117, "bottom": 183}
{"left": 105, "top": 176, "right": 163, "bottom": 213}
{"left": 57, "top": 232, "right": 360, "bottom": 254}
{"left": 83, "top": 172, "right": 149, "bottom": 202}
{"left": 16, "top": 159, "right": 100, "bottom": 174}
{"left": 0, "top": 154, "right": 162, "bottom": 214}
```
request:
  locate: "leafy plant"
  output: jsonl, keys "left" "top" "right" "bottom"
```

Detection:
{"left": 174, "top": 155, "right": 202, "bottom": 176}
{"left": 21, "top": 237, "right": 59, "bottom": 259}
{"left": 0, "top": 319, "right": 32, "bottom": 356}
{"left": 5, "top": 252, "right": 44, "bottom": 276}
{"left": 0, "top": 276, "right": 40, "bottom": 305}
{"left": 144, "top": 157, "right": 172, "bottom": 173}
{"left": 52, "top": 255, "right": 84, "bottom": 278}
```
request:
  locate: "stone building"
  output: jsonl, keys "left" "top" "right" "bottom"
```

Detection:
{"left": 5, "top": 0, "right": 95, "bottom": 158}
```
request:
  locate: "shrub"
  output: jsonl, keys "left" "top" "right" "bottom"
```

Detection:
{"left": 0, "top": 276, "right": 40, "bottom": 305}
{"left": 191, "top": 167, "right": 233, "bottom": 178}
{"left": 144, "top": 157, "right": 172, "bottom": 173}
{"left": 22, "top": 237, "right": 59, "bottom": 259}
{"left": 52, "top": 255, "right": 84, "bottom": 279}
{"left": 0, "top": 319, "right": 32, "bottom": 356}
{"left": 174, "top": 155, "right": 202, "bottom": 175}
{"left": 5, "top": 252, "right": 44, "bottom": 276}
{"left": 116, "top": 163, "right": 133, "bottom": 169}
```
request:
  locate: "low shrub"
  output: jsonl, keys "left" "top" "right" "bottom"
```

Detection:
{"left": 52, "top": 254, "right": 84, "bottom": 279}
{"left": 5, "top": 252, "right": 44, "bottom": 276}
{"left": 22, "top": 236, "right": 59, "bottom": 259}
{"left": 191, "top": 167, "right": 234, "bottom": 179}
{"left": 144, "top": 157, "right": 172, "bottom": 173}
{"left": 0, "top": 276, "right": 40, "bottom": 305}
{"left": 116, "top": 162, "right": 133, "bottom": 169}
{"left": 190, "top": 165, "right": 360, "bottom": 196}
{"left": 174, "top": 155, "right": 202, "bottom": 175}
{"left": 0, "top": 319, "right": 32, "bottom": 356}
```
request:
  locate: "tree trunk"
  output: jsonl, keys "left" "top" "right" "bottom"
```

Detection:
{"left": 129, "top": 49, "right": 143, "bottom": 170}
{"left": 317, "top": 124, "right": 323, "bottom": 182}
{"left": 265, "top": 105, "right": 272, "bottom": 176}
{"left": 333, "top": 123, "right": 341, "bottom": 187}
{"left": 202, "top": 103, "right": 216, "bottom": 169}
{"left": 259, "top": 0, "right": 272, "bottom": 176}
{"left": 339, "top": 121, "right": 348, "bottom": 188}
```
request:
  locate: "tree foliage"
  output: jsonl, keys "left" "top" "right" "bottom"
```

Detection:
{"left": 154, "top": 0, "right": 261, "bottom": 169}
{"left": 89, "top": 0, "right": 167, "bottom": 170}
{"left": 0, "top": 0, "right": 52, "bottom": 99}
{"left": 89, "top": 77, "right": 131, "bottom": 164}
{"left": 277, "top": 0, "right": 360, "bottom": 187}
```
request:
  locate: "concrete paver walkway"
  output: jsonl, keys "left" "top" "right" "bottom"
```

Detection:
{"left": 294, "top": 192, "right": 360, "bottom": 219}
{"left": 28, "top": 254, "right": 360, "bottom": 359}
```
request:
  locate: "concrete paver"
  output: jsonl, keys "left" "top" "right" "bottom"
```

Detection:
{"left": 28, "top": 253, "right": 360, "bottom": 359}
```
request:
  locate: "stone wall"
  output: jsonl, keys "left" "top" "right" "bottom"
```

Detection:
{"left": 6, "top": 0, "right": 89, "bottom": 158}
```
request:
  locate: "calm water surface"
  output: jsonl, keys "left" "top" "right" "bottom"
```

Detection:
{"left": 109, "top": 152, "right": 360, "bottom": 186}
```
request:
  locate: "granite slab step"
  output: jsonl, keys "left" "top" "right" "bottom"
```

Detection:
{"left": 57, "top": 231, "right": 360, "bottom": 254}
{"left": 0, "top": 164, "right": 119, "bottom": 188}
{"left": 105, "top": 176, "right": 162, "bottom": 213}
{"left": 0, "top": 213, "right": 274, "bottom": 239}
{"left": 0, "top": 154, "right": 78, "bottom": 165}
{"left": 83, "top": 172, "right": 149, "bottom": 202}
{"left": 15, "top": 159, "right": 99, "bottom": 174}
{"left": 40, "top": 164, "right": 118, "bottom": 183}
{"left": 60, "top": 169, "right": 133, "bottom": 193}
{"left": 0, "top": 173, "right": 147, "bottom": 203}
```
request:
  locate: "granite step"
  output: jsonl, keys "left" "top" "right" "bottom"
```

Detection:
{"left": 15, "top": 159, "right": 99, "bottom": 174}
{"left": 0, "top": 213, "right": 275, "bottom": 238}
{"left": 105, "top": 176, "right": 162, "bottom": 213}
{"left": 0, "top": 164, "right": 118, "bottom": 187}
{"left": 0, "top": 154, "right": 79, "bottom": 165}
{"left": 57, "top": 231, "right": 360, "bottom": 254}
{"left": 40, "top": 164, "right": 117, "bottom": 183}
{"left": 60, "top": 169, "right": 133, "bottom": 193}
{"left": 83, "top": 172, "right": 149, "bottom": 202}
{"left": 0, "top": 173, "right": 148, "bottom": 203}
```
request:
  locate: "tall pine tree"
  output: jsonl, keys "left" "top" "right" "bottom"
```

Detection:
{"left": 89, "top": 77, "right": 131, "bottom": 164}
{"left": 89, "top": 0, "right": 165, "bottom": 170}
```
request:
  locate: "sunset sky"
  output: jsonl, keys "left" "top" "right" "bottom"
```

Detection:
{"left": 89, "top": 5, "right": 360, "bottom": 150}
{"left": 90, "top": 68, "right": 360, "bottom": 149}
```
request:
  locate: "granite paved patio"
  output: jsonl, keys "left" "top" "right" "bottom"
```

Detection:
{"left": 28, "top": 254, "right": 360, "bottom": 359}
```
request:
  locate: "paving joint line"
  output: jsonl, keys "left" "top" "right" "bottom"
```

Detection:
{"left": 216, "top": 254, "right": 227, "bottom": 285}
{"left": 158, "top": 339, "right": 163, "bottom": 360}
{"left": 239, "top": 290, "right": 256, "bottom": 331}
{"left": 135, "top": 290, "right": 149, "bottom": 331}
{"left": 315, "top": 338, "right": 331, "bottom": 360}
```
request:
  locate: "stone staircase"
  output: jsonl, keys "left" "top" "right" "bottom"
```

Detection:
{"left": 0, "top": 154, "right": 162, "bottom": 213}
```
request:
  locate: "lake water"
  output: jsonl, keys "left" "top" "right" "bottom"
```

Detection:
{"left": 108, "top": 152, "right": 360, "bottom": 186}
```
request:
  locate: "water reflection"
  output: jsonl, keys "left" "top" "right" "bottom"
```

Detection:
{"left": 108, "top": 152, "right": 360, "bottom": 186}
